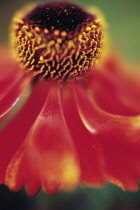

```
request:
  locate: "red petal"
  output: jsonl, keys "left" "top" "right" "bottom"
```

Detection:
{"left": 62, "top": 84, "right": 106, "bottom": 187}
{"left": 5, "top": 144, "right": 41, "bottom": 196}
{"left": 0, "top": 73, "right": 32, "bottom": 124}
{"left": 74, "top": 81, "right": 140, "bottom": 133}
{"left": 89, "top": 55, "right": 140, "bottom": 115}
{"left": 0, "top": 47, "right": 24, "bottom": 100}
{"left": 0, "top": 46, "right": 34, "bottom": 128}
{"left": 0, "top": 81, "right": 47, "bottom": 184}
{"left": 5, "top": 83, "right": 80, "bottom": 195}
{"left": 74, "top": 82, "right": 140, "bottom": 191}
{"left": 99, "top": 130, "right": 140, "bottom": 191}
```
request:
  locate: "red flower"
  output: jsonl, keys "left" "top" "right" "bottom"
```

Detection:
{"left": 1, "top": 1, "right": 140, "bottom": 196}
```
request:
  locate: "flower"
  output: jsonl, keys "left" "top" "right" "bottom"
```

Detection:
{"left": 1, "top": 1, "right": 140, "bottom": 196}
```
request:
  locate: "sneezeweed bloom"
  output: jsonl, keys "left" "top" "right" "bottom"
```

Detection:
{"left": 1, "top": 1, "right": 140, "bottom": 196}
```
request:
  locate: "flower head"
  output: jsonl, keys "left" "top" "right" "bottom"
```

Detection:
{"left": 11, "top": 1, "right": 105, "bottom": 82}
{"left": 1, "top": 1, "right": 140, "bottom": 196}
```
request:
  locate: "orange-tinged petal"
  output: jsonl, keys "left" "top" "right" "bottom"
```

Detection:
{"left": 0, "top": 81, "right": 47, "bottom": 184}
{"left": 5, "top": 83, "right": 80, "bottom": 195}
{"left": 5, "top": 144, "right": 41, "bottom": 196}
{"left": 74, "top": 82, "right": 140, "bottom": 191}
{"left": 62, "top": 84, "right": 106, "bottom": 187}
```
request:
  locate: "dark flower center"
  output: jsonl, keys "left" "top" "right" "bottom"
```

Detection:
{"left": 11, "top": 1, "right": 105, "bottom": 82}
{"left": 24, "top": 2, "right": 94, "bottom": 32}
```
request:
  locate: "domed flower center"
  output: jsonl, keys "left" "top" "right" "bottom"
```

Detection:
{"left": 24, "top": 2, "right": 93, "bottom": 32}
{"left": 11, "top": 1, "right": 105, "bottom": 82}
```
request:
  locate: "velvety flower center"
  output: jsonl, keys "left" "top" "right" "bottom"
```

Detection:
{"left": 11, "top": 2, "right": 105, "bottom": 82}
{"left": 24, "top": 2, "right": 94, "bottom": 32}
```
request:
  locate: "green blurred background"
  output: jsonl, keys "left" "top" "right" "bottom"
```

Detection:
{"left": 0, "top": 0, "right": 140, "bottom": 209}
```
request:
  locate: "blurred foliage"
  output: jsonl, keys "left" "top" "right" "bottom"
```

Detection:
{"left": 0, "top": 0, "right": 140, "bottom": 209}
{"left": 1, "top": 184, "right": 140, "bottom": 210}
